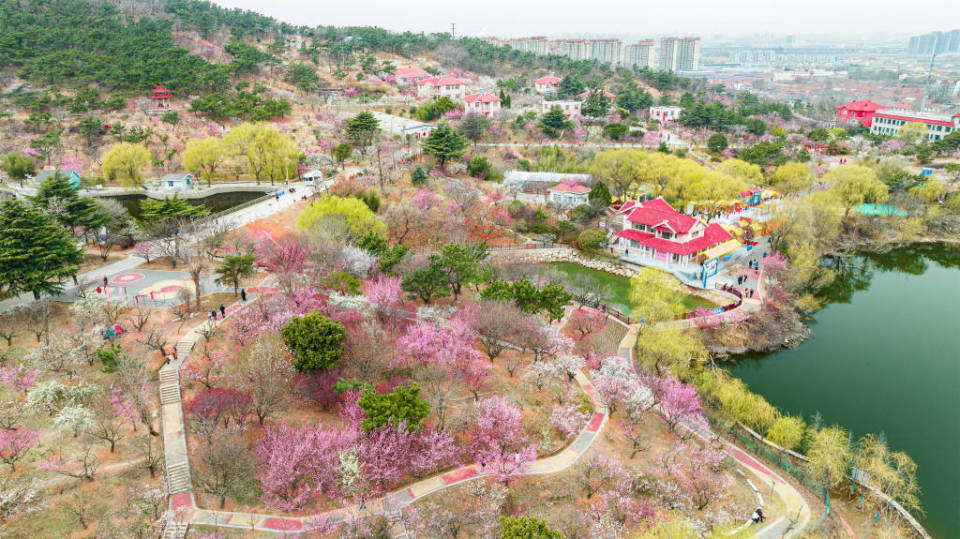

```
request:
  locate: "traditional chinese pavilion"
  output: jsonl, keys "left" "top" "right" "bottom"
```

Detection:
{"left": 150, "top": 84, "right": 172, "bottom": 108}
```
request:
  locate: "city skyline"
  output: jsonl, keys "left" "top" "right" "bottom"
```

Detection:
{"left": 211, "top": 0, "right": 960, "bottom": 37}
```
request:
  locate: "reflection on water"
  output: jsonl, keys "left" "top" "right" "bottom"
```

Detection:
{"left": 104, "top": 191, "right": 267, "bottom": 221}
{"left": 728, "top": 243, "right": 960, "bottom": 537}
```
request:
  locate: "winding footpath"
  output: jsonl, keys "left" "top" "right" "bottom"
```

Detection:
{"left": 158, "top": 301, "right": 810, "bottom": 538}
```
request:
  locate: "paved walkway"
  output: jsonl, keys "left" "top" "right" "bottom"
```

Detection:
{"left": 160, "top": 303, "right": 809, "bottom": 537}
{"left": 1, "top": 179, "right": 326, "bottom": 316}
{"left": 0, "top": 255, "right": 146, "bottom": 314}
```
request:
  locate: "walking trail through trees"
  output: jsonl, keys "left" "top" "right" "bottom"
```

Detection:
{"left": 157, "top": 296, "right": 811, "bottom": 537}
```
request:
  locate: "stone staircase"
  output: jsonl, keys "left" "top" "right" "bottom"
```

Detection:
{"left": 158, "top": 366, "right": 179, "bottom": 384}
{"left": 161, "top": 520, "right": 188, "bottom": 539}
{"left": 386, "top": 509, "right": 409, "bottom": 539}
{"left": 175, "top": 339, "right": 195, "bottom": 361}
{"left": 159, "top": 383, "right": 181, "bottom": 404}
{"left": 167, "top": 461, "right": 191, "bottom": 494}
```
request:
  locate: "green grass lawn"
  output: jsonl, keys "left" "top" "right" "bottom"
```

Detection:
{"left": 538, "top": 262, "right": 717, "bottom": 315}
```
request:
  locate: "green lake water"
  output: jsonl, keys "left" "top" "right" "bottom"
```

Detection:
{"left": 727, "top": 244, "right": 960, "bottom": 537}
{"left": 104, "top": 190, "right": 267, "bottom": 221}
{"left": 539, "top": 262, "right": 716, "bottom": 314}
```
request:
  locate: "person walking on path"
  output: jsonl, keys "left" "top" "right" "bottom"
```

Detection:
{"left": 219, "top": 304, "right": 226, "bottom": 319}
{"left": 240, "top": 288, "right": 247, "bottom": 302}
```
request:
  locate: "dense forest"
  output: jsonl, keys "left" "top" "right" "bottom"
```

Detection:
{"left": 0, "top": 0, "right": 238, "bottom": 93}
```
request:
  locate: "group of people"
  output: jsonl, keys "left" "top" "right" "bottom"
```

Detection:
{"left": 206, "top": 288, "right": 250, "bottom": 321}
{"left": 208, "top": 304, "right": 226, "bottom": 321}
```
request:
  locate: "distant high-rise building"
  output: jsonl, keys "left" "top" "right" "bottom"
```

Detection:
{"left": 786, "top": 35, "right": 796, "bottom": 47}
{"left": 589, "top": 38, "right": 622, "bottom": 65}
{"left": 659, "top": 37, "right": 678, "bottom": 71}
{"left": 908, "top": 29, "right": 960, "bottom": 54}
{"left": 675, "top": 37, "right": 701, "bottom": 71}
{"left": 934, "top": 31, "right": 948, "bottom": 54}
{"left": 555, "top": 39, "right": 590, "bottom": 61}
{"left": 660, "top": 37, "right": 700, "bottom": 71}
{"left": 625, "top": 40, "right": 655, "bottom": 69}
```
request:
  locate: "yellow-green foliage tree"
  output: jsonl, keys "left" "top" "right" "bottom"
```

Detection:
{"left": 264, "top": 137, "right": 299, "bottom": 184}
{"left": 628, "top": 268, "right": 686, "bottom": 325}
{"left": 909, "top": 177, "right": 945, "bottom": 204}
{"left": 635, "top": 327, "right": 706, "bottom": 377}
{"left": 297, "top": 195, "right": 386, "bottom": 242}
{"left": 182, "top": 137, "right": 228, "bottom": 187}
{"left": 896, "top": 121, "right": 928, "bottom": 147}
{"left": 224, "top": 122, "right": 295, "bottom": 184}
{"left": 806, "top": 425, "right": 854, "bottom": 488}
{"left": 101, "top": 143, "right": 151, "bottom": 188}
{"left": 716, "top": 158, "right": 763, "bottom": 185}
{"left": 589, "top": 150, "right": 748, "bottom": 207}
{"left": 767, "top": 414, "right": 806, "bottom": 451}
{"left": 770, "top": 162, "right": 814, "bottom": 195}
{"left": 824, "top": 165, "right": 889, "bottom": 218}
{"left": 854, "top": 433, "right": 922, "bottom": 517}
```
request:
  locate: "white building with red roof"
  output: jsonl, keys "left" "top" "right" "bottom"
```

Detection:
{"left": 869, "top": 109, "right": 959, "bottom": 142}
{"left": 394, "top": 66, "right": 431, "bottom": 85}
{"left": 417, "top": 76, "right": 467, "bottom": 101}
{"left": 535, "top": 74, "right": 562, "bottom": 94}
{"left": 614, "top": 197, "right": 734, "bottom": 269}
{"left": 464, "top": 92, "right": 501, "bottom": 117}
{"left": 548, "top": 183, "right": 591, "bottom": 208}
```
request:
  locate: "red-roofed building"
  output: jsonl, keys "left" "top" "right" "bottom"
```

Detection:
{"left": 394, "top": 66, "right": 431, "bottom": 85}
{"left": 417, "top": 76, "right": 467, "bottom": 100}
{"left": 535, "top": 74, "right": 562, "bottom": 94}
{"left": 548, "top": 182, "right": 591, "bottom": 208}
{"left": 614, "top": 197, "right": 733, "bottom": 268}
{"left": 149, "top": 84, "right": 172, "bottom": 110}
{"left": 835, "top": 100, "right": 885, "bottom": 128}
{"left": 464, "top": 92, "right": 501, "bottom": 117}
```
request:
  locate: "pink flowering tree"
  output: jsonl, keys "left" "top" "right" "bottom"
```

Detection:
{"left": 462, "top": 359, "right": 492, "bottom": 401}
{"left": 108, "top": 386, "right": 137, "bottom": 431}
{"left": 653, "top": 377, "right": 703, "bottom": 432}
{"left": 256, "top": 422, "right": 355, "bottom": 510}
{"left": 550, "top": 403, "right": 589, "bottom": 439}
{"left": 411, "top": 188, "right": 440, "bottom": 212}
{"left": 0, "top": 428, "right": 42, "bottom": 472}
{"left": 568, "top": 308, "right": 607, "bottom": 344}
{"left": 395, "top": 318, "right": 481, "bottom": 368}
{"left": 357, "top": 422, "right": 456, "bottom": 493}
{"left": 682, "top": 444, "right": 730, "bottom": 509}
{"left": 186, "top": 388, "right": 252, "bottom": 445}
{"left": 468, "top": 396, "right": 536, "bottom": 483}
{"left": 576, "top": 453, "right": 624, "bottom": 499}
{"left": 254, "top": 232, "right": 311, "bottom": 297}
{"left": 0, "top": 365, "right": 40, "bottom": 393}
{"left": 363, "top": 275, "right": 404, "bottom": 321}
{"left": 59, "top": 156, "right": 84, "bottom": 176}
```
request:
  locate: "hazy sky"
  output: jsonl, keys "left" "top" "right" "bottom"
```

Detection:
{"left": 212, "top": 0, "right": 960, "bottom": 37}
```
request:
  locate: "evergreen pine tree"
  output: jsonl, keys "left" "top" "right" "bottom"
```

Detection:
{"left": 0, "top": 199, "right": 84, "bottom": 299}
